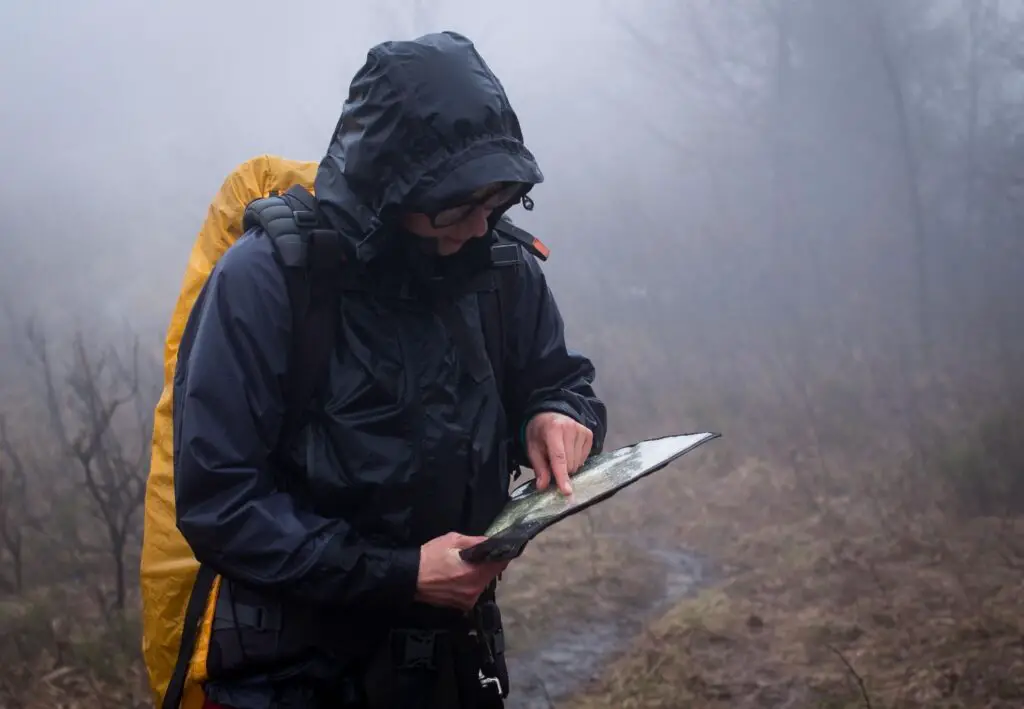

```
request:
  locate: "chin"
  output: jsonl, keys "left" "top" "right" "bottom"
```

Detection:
{"left": 439, "top": 239, "right": 469, "bottom": 255}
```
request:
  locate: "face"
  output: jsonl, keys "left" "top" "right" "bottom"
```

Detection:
{"left": 402, "top": 182, "right": 522, "bottom": 255}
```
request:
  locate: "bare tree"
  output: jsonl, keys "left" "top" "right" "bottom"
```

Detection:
{"left": 0, "top": 415, "right": 31, "bottom": 593}
{"left": 26, "top": 322, "right": 156, "bottom": 611}
{"left": 855, "top": 0, "right": 932, "bottom": 364}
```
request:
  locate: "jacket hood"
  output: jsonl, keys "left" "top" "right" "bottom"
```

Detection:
{"left": 314, "top": 31, "right": 544, "bottom": 263}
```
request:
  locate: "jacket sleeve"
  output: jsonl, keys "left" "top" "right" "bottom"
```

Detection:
{"left": 503, "top": 250, "right": 609, "bottom": 461}
{"left": 171, "top": 232, "right": 420, "bottom": 609}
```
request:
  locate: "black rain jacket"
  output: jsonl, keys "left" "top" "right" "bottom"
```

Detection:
{"left": 172, "top": 32, "right": 607, "bottom": 626}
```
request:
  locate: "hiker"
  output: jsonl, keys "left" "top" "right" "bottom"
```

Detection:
{"left": 167, "top": 31, "right": 607, "bottom": 709}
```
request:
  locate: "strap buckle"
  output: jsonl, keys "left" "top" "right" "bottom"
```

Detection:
{"left": 490, "top": 242, "right": 521, "bottom": 268}
{"left": 470, "top": 596, "right": 510, "bottom": 700}
{"left": 389, "top": 628, "right": 440, "bottom": 671}
{"left": 478, "top": 669, "right": 504, "bottom": 698}
{"left": 293, "top": 209, "right": 318, "bottom": 228}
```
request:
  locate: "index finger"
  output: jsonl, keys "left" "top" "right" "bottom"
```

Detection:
{"left": 544, "top": 425, "right": 573, "bottom": 495}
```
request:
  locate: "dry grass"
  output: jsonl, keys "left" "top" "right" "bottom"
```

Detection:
{"left": 0, "top": 586, "right": 151, "bottom": 709}
{"left": 560, "top": 455, "right": 1024, "bottom": 709}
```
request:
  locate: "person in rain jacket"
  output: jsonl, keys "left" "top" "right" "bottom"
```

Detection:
{"left": 172, "top": 30, "right": 607, "bottom": 709}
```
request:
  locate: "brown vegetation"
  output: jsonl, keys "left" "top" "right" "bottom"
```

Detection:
{"left": 562, "top": 422, "right": 1024, "bottom": 708}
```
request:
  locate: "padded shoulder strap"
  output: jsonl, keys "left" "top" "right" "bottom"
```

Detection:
{"left": 244, "top": 186, "right": 346, "bottom": 455}
{"left": 243, "top": 185, "right": 339, "bottom": 267}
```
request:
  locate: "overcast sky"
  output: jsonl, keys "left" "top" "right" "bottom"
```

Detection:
{"left": 0, "top": 1, "right": 693, "bottom": 329}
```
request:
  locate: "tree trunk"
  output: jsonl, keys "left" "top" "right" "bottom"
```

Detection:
{"left": 112, "top": 533, "right": 126, "bottom": 611}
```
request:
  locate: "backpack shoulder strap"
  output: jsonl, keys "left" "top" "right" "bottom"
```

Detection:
{"left": 243, "top": 185, "right": 346, "bottom": 453}
{"left": 493, "top": 217, "right": 550, "bottom": 262}
{"left": 480, "top": 216, "right": 549, "bottom": 379}
{"left": 478, "top": 220, "right": 550, "bottom": 485}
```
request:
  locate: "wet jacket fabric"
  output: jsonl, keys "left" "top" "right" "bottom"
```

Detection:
{"left": 170, "top": 30, "right": 607, "bottom": 689}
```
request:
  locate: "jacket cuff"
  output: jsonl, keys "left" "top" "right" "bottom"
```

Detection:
{"left": 317, "top": 536, "right": 421, "bottom": 608}
{"left": 381, "top": 546, "right": 422, "bottom": 607}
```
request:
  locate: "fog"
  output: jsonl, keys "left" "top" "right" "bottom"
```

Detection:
{"left": 1, "top": 0, "right": 1022, "bottom": 482}
{"left": 2, "top": 1, "right": 1024, "bottom": 704}
{"left": 4, "top": 1, "right": 1020, "bottom": 377}
{"left": 0, "top": 0, "right": 648, "bottom": 327}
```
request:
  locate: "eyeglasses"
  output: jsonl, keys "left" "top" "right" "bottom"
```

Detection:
{"left": 425, "top": 182, "right": 525, "bottom": 228}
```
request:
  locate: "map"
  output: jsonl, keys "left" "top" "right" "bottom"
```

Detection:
{"left": 460, "top": 432, "right": 720, "bottom": 563}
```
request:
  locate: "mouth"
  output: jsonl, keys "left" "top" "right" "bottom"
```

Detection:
{"left": 442, "top": 233, "right": 475, "bottom": 247}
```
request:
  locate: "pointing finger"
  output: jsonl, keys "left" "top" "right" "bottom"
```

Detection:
{"left": 545, "top": 425, "right": 572, "bottom": 495}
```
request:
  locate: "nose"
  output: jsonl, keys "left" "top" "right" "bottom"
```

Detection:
{"left": 466, "top": 205, "right": 492, "bottom": 238}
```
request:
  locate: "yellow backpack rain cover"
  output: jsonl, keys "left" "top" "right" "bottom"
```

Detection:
{"left": 140, "top": 154, "right": 318, "bottom": 709}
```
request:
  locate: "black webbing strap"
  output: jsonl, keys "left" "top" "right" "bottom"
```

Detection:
{"left": 162, "top": 563, "right": 218, "bottom": 709}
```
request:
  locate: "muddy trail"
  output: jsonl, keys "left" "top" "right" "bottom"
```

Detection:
{"left": 502, "top": 533, "right": 711, "bottom": 708}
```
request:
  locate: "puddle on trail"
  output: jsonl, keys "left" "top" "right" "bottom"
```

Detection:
{"left": 503, "top": 535, "right": 708, "bottom": 709}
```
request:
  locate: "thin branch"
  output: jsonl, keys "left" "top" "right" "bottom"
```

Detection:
{"left": 0, "top": 413, "right": 30, "bottom": 591}
{"left": 827, "top": 644, "right": 873, "bottom": 709}
{"left": 26, "top": 322, "right": 155, "bottom": 609}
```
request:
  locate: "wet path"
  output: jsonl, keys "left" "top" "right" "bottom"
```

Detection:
{"left": 503, "top": 534, "right": 709, "bottom": 708}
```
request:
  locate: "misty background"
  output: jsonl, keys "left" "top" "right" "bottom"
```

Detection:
{"left": 1, "top": 0, "right": 1023, "bottom": 706}
{"left": 2, "top": 0, "right": 1021, "bottom": 389}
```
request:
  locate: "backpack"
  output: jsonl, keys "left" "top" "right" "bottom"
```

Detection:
{"left": 140, "top": 154, "right": 548, "bottom": 709}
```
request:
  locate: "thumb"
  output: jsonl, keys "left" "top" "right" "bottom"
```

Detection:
{"left": 448, "top": 533, "right": 490, "bottom": 550}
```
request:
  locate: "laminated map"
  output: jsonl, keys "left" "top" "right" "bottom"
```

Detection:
{"left": 460, "top": 432, "right": 720, "bottom": 563}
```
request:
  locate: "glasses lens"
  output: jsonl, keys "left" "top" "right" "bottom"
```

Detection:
{"left": 428, "top": 183, "right": 524, "bottom": 227}
{"left": 431, "top": 204, "right": 474, "bottom": 228}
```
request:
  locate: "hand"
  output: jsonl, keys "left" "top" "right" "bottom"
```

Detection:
{"left": 414, "top": 532, "right": 509, "bottom": 612}
{"left": 525, "top": 411, "right": 594, "bottom": 496}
